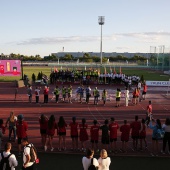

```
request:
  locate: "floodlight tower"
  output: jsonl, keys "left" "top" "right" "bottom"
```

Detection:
{"left": 98, "top": 16, "right": 105, "bottom": 65}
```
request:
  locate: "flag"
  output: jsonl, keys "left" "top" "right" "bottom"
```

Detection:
{"left": 110, "top": 66, "right": 112, "bottom": 73}
{"left": 114, "top": 67, "right": 116, "bottom": 74}
{"left": 119, "top": 66, "right": 122, "bottom": 74}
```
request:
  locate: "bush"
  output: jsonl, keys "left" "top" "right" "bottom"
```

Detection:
{"left": 32, "top": 73, "right": 36, "bottom": 82}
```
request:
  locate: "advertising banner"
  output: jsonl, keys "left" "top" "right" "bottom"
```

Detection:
{"left": 0, "top": 60, "right": 21, "bottom": 76}
{"left": 146, "top": 81, "right": 170, "bottom": 87}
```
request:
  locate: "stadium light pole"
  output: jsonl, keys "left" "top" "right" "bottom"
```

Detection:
{"left": 98, "top": 16, "right": 105, "bottom": 65}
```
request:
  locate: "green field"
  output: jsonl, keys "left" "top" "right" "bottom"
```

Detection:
{"left": 0, "top": 66, "right": 169, "bottom": 82}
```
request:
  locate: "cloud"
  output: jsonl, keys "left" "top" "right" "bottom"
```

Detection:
{"left": 14, "top": 31, "right": 170, "bottom": 45}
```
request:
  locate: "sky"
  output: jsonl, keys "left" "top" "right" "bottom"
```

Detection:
{"left": 0, "top": 0, "right": 170, "bottom": 57}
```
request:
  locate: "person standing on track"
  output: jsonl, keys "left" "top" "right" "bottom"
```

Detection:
{"left": 124, "top": 87, "right": 129, "bottom": 107}
{"left": 120, "top": 120, "right": 130, "bottom": 153}
{"left": 27, "top": 85, "right": 32, "bottom": 103}
{"left": 109, "top": 117, "right": 119, "bottom": 153}
{"left": 93, "top": 87, "right": 100, "bottom": 105}
{"left": 115, "top": 88, "right": 121, "bottom": 107}
{"left": 85, "top": 85, "right": 91, "bottom": 104}
{"left": 34, "top": 86, "right": 40, "bottom": 104}
{"left": 57, "top": 116, "right": 67, "bottom": 151}
{"left": 102, "top": 89, "right": 107, "bottom": 106}
{"left": 43, "top": 86, "right": 49, "bottom": 103}
{"left": 79, "top": 118, "right": 88, "bottom": 152}
{"left": 45, "top": 115, "right": 57, "bottom": 152}
{"left": 130, "top": 115, "right": 141, "bottom": 151}
{"left": 145, "top": 100, "right": 153, "bottom": 126}
{"left": 69, "top": 116, "right": 79, "bottom": 151}
{"left": 16, "top": 114, "right": 28, "bottom": 157}
{"left": 67, "top": 84, "right": 73, "bottom": 103}
{"left": 90, "top": 120, "right": 100, "bottom": 152}
{"left": 54, "top": 85, "right": 60, "bottom": 103}
{"left": 39, "top": 114, "right": 48, "bottom": 149}
{"left": 142, "top": 82, "right": 147, "bottom": 100}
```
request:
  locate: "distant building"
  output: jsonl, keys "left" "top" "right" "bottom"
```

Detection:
{"left": 51, "top": 52, "right": 149, "bottom": 58}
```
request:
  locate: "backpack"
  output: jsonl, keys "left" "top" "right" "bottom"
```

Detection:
{"left": 156, "top": 128, "right": 165, "bottom": 140}
{"left": 88, "top": 158, "right": 96, "bottom": 170}
{"left": 0, "top": 152, "right": 12, "bottom": 170}
{"left": 26, "top": 144, "right": 37, "bottom": 162}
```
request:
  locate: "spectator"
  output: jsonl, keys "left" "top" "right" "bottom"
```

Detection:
{"left": 98, "top": 149, "right": 111, "bottom": 170}
{"left": 139, "top": 119, "right": 147, "bottom": 151}
{"left": 6, "top": 111, "right": 17, "bottom": 141}
{"left": 149, "top": 119, "right": 162, "bottom": 156}
{"left": 130, "top": 115, "right": 141, "bottom": 151}
{"left": 102, "top": 89, "right": 107, "bottom": 106}
{"left": 22, "top": 138, "right": 36, "bottom": 170}
{"left": 115, "top": 88, "right": 121, "bottom": 107}
{"left": 109, "top": 117, "right": 119, "bottom": 153}
{"left": 90, "top": 120, "right": 100, "bottom": 152}
{"left": 45, "top": 115, "right": 57, "bottom": 152}
{"left": 162, "top": 118, "right": 170, "bottom": 154}
{"left": 100, "top": 119, "right": 110, "bottom": 151}
{"left": 16, "top": 114, "right": 28, "bottom": 157}
{"left": 39, "top": 114, "right": 48, "bottom": 149}
{"left": 82, "top": 148, "right": 99, "bottom": 170}
{"left": 0, "top": 142, "right": 18, "bottom": 170}
{"left": 43, "top": 86, "right": 49, "bottom": 103}
{"left": 79, "top": 118, "right": 88, "bottom": 152}
{"left": 57, "top": 116, "right": 67, "bottom": 151}
{"left": 120, "top": 120, "right": 130, "bottom": 153}
{"left": 69, "top": 116, "right": 79, "bottom": 151}
{"left": 34, "top": 87, "right": 40, "bottom": 103}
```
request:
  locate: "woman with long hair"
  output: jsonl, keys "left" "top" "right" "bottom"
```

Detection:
{"left": 57, "top": 116, "right": 67, "bottom": 151}
{"left": 6, "top": 111, "right": 17, "bottom": 141}
{"left": 98, "top": 149, "right": 111, "bottom": 170}
{"left": 149, "top": 118, "right": 162, "bottom": 156}
{"left": 39, "top": 114, "right": 48, "bottom": 149}
{"left": 45, "top": 115, "right": 57, "bottom": 152}
{"left": 79, "top": 118, "right": 88, "bottom": 152}
{"left": 69, "top": 116, "right": 79, "bottom": 151}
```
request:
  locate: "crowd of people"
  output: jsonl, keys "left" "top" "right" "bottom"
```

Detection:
{"left": 25, "top": 80, "right": 147, "bottom": 108}
{"left": 49, "top": 69, "right": 140, "bottom": 87}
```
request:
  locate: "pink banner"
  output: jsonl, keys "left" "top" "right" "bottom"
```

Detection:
{"left": 0, "top": 60, "right": 21, "bottom": 76}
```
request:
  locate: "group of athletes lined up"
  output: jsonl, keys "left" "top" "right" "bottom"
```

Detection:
{"left": 0, "top": 101, "right": 170, "bottom": 157}
{"left": 26, "top": 80, "right": 147, "bottom": 107}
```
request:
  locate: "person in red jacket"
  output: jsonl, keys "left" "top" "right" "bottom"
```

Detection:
{"left": 109, "top": 117, "right": 119, "bottom": 153}
{"left": 45, "top": 115, "right": 57, "bottom": 152}
{"left": 120, "top": 120, "right": 130, "bottom": 152}
{"left": 69, "top": 116, "right": 79, "bottom": 151}
{"left": 39, "top": 114, "right": 48, "bottom": 149}
{"left": 57, "top": 116, "right": 67, "bottom": 151}
{"left": 43, "top": 86, "right": 49, "bottom": 103}
{"left": 130, "top": 115, "right": 141, "bottom": 151}
{"left": 16, "top": 114, "right": 28, "bottom": 156}
{"left": 90, "top": 120, "right": 100, "bottom": 152}
{"left": 142, "top": 83, "right": 147, "bottom": 100}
